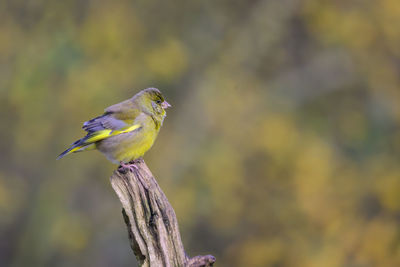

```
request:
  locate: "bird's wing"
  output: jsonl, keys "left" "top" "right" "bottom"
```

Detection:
{"left": 58, "top": 99, "right": 142, "bottom": 160}
{"left": 81, "top": 107, "right": 142, "bottom": 144}
{"left": 82, "top": 114, "right": 126, "bottom": 133}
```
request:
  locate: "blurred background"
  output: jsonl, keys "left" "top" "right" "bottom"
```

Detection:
{"left": 1, "top": 0, "right": 400, "bottom": 266}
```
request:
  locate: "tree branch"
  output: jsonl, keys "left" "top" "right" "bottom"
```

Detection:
{"left": 110, "top": 159, "right": 215, "bottom": 267}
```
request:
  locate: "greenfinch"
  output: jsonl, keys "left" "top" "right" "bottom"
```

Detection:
{"left": 58, "top": 88, "right": 171, "bottom": 168}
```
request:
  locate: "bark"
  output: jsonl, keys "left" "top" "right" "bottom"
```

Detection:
{"left": 110, "top": 159, "right": 215, "bottom": 267}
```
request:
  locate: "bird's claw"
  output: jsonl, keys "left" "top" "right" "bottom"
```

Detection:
{"left": 129, "top": 157, "right": 144, "bottom": 165}
{"left": 118, "top": 161, "right": 139, "bottom": 173}
{"left": 118, "top": 160, "right": 149, "bottom": 189}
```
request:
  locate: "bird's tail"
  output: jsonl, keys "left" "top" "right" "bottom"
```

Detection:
{"left": 57, "top": 136, "right": 94, "bottom": 160}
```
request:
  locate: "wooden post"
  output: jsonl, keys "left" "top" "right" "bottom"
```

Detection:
{"left": 110, "top": 159, "right": 216, "bottom": 267}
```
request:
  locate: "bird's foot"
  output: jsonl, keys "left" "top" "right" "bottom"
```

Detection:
{"left": 129, "top": 157, "right": 144, "bottom": 165}
{"left": 118, "top": 160, "right": 149, "bottom": 189}
{"left": 118, "top": 161, "right": 138, "bottom": 173}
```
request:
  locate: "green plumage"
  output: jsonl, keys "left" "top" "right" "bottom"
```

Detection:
{"left": 58, "top": 88, "right": 170, "bottom": 163}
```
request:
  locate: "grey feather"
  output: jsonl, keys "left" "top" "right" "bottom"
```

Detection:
{"left": 82, "top": 114, "right": 128, "bottom": 133}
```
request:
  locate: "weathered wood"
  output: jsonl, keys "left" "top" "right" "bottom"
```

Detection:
{"left": 110, "top": 159, "right": 215, "bottom": 267}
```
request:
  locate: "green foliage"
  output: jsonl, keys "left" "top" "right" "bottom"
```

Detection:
{"left": 1, "top": 0, "right": 399, "bottom": 266}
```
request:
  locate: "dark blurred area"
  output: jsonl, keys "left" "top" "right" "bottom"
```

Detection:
{"left": 1, "top": 0, "right": 400, "bottom": 266}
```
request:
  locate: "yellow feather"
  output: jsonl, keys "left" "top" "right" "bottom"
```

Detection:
{"left": 85, "top": 124, "right": 141, "bottom": 144}
{"left": 85, "top": 130, "right": 113, "bottom": 143}
{"left": 69, "top": 146, "right": 82, "bottom": 153}
{"left": 114, "top": 124, "right": 141, "bottom": 134}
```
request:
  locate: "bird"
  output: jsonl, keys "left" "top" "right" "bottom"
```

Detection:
{"left": 57, "top": 88, "right": 171, "bottom": 171}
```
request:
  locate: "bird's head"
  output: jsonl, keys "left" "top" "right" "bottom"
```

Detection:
{"left": 134, "top": 88, "right": 171, "bottom": 119}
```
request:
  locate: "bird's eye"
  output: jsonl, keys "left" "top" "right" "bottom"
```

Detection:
{"left": 156, "top": 100, "right": 162, "bottom": 104}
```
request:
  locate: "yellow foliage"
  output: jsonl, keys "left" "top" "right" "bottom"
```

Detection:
{"left": 1, "top": 0, "right": 399, "bottom": 266}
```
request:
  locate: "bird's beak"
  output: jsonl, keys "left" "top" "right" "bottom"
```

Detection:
{"left": 162, "top": 101, "right": 171, "bottom": 109}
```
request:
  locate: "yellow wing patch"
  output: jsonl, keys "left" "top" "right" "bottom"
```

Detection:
{"left": 115, "top": 124, "right": 142, "bottom": 134}
{"left": 85, "top": 124, "right": 141, "bottom": 144}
